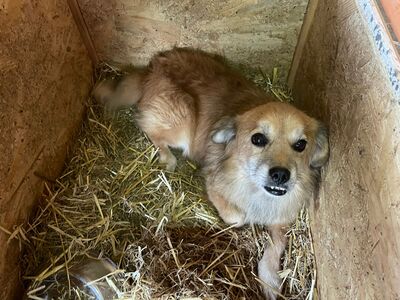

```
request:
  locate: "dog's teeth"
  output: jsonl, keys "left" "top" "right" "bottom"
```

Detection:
{"left": 270, "top": 186, "right": 285, "bottom": 191}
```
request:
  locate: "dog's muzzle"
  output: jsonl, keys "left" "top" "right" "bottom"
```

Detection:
{"left": 264, "top": 167, "right": 290, "bottom": 196}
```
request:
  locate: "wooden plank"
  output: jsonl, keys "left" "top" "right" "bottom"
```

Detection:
{"left": 67, "top": 0, "right": 99, "bottom": 65}
{"left": 288, "top": 0, "right": 320, "bottom": 88}
{"left": 0, "top": 1, "right": 93, "bottom": 299}
{"left": 76, "top": 0, "right": 309, "bottom": 79}
{"left": 358, "top": 0, "right": 400, "bottom": 98}
{"left": 291, "top": 0, "right": 400, "bottom": 298}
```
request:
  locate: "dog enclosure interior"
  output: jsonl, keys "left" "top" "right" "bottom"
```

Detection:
{"left": 1, "top": 0, "right": 399, "bottom": 299}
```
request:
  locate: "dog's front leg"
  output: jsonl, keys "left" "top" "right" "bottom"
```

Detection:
{"left": 207, "top": 190, "right": 245, "bottom": 227}
{"left": 258, "top": 225, "right": 287, "bottom": 300}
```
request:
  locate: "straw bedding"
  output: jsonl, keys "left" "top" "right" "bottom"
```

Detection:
{"left": 14, "top": 67, "right": 317, "bottom": 299}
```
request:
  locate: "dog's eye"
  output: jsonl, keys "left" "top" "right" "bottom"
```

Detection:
{"left": 292, "top": 139, "right": 307, "bottom": 152}
{"left": 251, "top": 133, "right": 268, "bottom": 147}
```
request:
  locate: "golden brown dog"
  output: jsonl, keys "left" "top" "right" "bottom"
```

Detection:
{"left": 94, "top": 48, "right": 329, "bottom": 299}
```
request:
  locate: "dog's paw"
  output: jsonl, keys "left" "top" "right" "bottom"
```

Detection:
{"left": 160, "top": 154, "right": 177, "bottom": 172}
{"left": 258, "top": 258, "right": 282, "bottom": 300}
{"left": 93, "top": 79, "right": 115, "bottom": 105}
{"left": 220, "top": 209, "right": 246, "bottom": 228}
{"left": 263, "top": 289, "right": 279, "bottom": 300}
{"left": 159, "top": 151, "right": 177, "bottom": 172}
{"left": 165, "top": 158, "right": 177, "bottom": 172}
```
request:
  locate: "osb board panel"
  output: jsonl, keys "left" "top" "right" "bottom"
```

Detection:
{"left": 0, "top": 1, "right": 92, "bottom": 299}
{"left": 292, "top": 0, "right": 400, "bottom": 298}
{"left": 77, "top": 0, "right": 308, "bottom": 77}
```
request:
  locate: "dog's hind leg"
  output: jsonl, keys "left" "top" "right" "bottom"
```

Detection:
{"left": 137, "top": 91, "right": 195, "bottom": 171}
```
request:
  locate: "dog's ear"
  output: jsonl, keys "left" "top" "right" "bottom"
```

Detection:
{"left": 211, "top": 117, "right": 236, "bottom": 144}
{"left": 310, "top": 122, "right": 330, "bottom": 168}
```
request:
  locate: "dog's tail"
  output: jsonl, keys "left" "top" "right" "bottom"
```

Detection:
{"left": 93, "top": 70, "right": 145, "bottom": 109}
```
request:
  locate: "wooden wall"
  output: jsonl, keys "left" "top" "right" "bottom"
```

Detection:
{"left": 5, "top": 0, "right": 398, "bottom": 298}
{"left": 76, "top": 0, "right": 308, "bottom": 78}
{"left": 0, "top": 1, "right": 92, "bottom": 299}
{"left": 291, "top": 0, "right": 400, "bottom": 298}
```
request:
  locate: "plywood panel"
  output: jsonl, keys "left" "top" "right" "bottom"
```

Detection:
{"left": 291, "top": 0, "right": 400, "bottom": 298}
{"left": 0, "top": 1, "right": 92, "bottom": 299}
{"left": 77, "top": 0, "right": 308, "bottom": 77}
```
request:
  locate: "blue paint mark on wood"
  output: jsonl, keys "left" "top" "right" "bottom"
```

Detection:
{"left": 358, "top": 0, "right": 400, "bottom": 100}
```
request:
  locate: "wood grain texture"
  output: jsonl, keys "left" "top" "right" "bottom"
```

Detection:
{"left": 291, "top": 0, "right": 400, "bottom": 298}
{"left": 67, "top": 0, "right": 99, "bottom": 65}
{"left": 0, "top": 1, "right": 92, "bottom": 299}
{"left": 77, "top": 0, "right": 308, "bottom": 78}
{"left": 288, "top": 0, "right": 319, "bottom": 87}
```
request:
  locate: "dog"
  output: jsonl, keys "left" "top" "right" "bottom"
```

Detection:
{"left": 94, "top": 47, "right": 329, "bottom": 299}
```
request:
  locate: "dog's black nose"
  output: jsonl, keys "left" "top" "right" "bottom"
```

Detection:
{"left": 269, "top": 167, "right": 290, "bottom": 185}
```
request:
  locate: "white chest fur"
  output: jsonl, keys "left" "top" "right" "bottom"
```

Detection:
{"left": 220, "top": 173, "right": 306, "bottom": 226}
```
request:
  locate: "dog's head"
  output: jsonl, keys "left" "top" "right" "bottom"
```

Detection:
{"left": 211, "top": 102, "right": 329, "bottom": 198}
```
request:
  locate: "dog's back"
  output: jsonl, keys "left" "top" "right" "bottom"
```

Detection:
{"left": 96, "top": 48, "right": 271, "bottom": 165}
{"left": 146, "top": 48, "right": 269, "bottom": 116}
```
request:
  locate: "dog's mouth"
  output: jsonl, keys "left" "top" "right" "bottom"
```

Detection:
{"left": 264, "top": 185, "right": 287, "bottom": 196}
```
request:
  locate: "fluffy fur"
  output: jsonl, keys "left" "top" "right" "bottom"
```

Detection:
{"left": 94, "top": 47, "right": 329, "bottom": 299}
